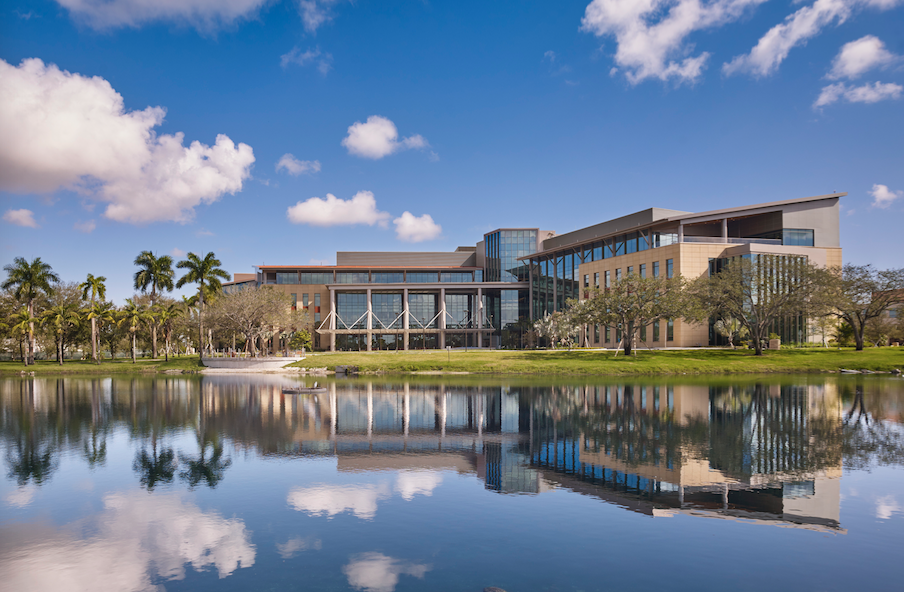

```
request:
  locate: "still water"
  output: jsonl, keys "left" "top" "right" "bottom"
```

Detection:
{"left": 1, "top": 374, "right": 903, "bottom": 592}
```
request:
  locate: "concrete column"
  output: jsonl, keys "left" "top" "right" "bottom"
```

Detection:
{"left": 477, "top": 287, "right": 483, "bottom": 348}
{"left": 678, "top": 224, "right": 684, "bottom": 243}
{"left": 403, "top": 288, "right": 410, "bottom": 351}
{"left": 439, "top": 288, "right": 446, "bottom": 349}
{"left": 329, "top": 288, "right": 337, "bottom": 352}
{"left": 721, "top": 218, "right": 728, "bottom": 242}
{"left": 366, "top": 288, "right": 373, "bottom": 352}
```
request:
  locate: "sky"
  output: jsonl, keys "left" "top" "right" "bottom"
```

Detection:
{"left": 1, "top": 0, "right": 902, "bottom": 304}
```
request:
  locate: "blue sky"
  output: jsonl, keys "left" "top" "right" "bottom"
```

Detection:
{"left": 1, "top": 0, "right": 902, "bottom": 303}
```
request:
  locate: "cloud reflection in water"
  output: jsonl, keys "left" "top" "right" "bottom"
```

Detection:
{"left": 342, "top": 552, "right": 431, "bottom": 592}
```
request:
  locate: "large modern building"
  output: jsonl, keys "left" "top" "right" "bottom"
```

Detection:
{"left": 226, "top": 192, "right": 843, "bottom": 351}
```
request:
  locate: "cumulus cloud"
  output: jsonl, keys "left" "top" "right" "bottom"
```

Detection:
{"left": 298, "top": 0, "right": 342, "bottom": 33}
{"left": 394, "top": 470, "right": 443, "bottom": 501}
{"left": 287, "top": 191, "right": 391, "bottom": 227}
{"left": 0, "top": 492, "right": 255, "bottom": 592}
{"left": 870, "top": 184, "right": 903, "bottom": 208}
{"left": 280, "top": 46, "right": 333, "bottom": 75}
{"left": 828, "top": 35, "right": 897, "bottom": 79}
{"left": 287, "top": 484, "right": 390, "bottom": 520}
{"left": 342, "top": 116, "right": 430, "bottom": 159}
{"left": 0, "top": 58, "right": 255, "bottom": 224}
{"left": 2, "top": 209, "right": 38, "bottom": 228}
{"left": 814, "top": 81, "right": 903, "bottom": 107}
{"left": 393, "top": 212, "right": 442, "bottom": 243}
{"left": 276, "top": 536, "right": 322, "bottom": 559}
{"left": 54, "top": 0, "right": 268, "bottom": 30}
{"left": 723, "top": 0, "right": 903, "bottom": 77}
{"left": 276, "top": 154, "right": 321, "bottom": 176}
{"left": 581, "top": 0, "right": 766, "bottom": 85}
{"left": 74, "top": 220, "right": 96, "bottom": 233}
{"left": 342, "top": 553, "right": 431, "bottom": 592}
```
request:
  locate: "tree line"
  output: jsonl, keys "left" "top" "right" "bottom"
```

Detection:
{"left": 535, "top": 257, "right": 904, "bottom": 356}
{"left": 1, "top": 252, "right": 311, "bottom": 366}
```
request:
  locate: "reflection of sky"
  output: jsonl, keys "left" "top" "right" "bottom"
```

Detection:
{"left": 343, "top": 552, "right": 430, "bottom": 592}
{"left": 0, "top": 492, "right": 255, "bottom": 592}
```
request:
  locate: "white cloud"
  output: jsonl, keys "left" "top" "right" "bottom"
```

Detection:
{"left": 4, "top": 486, "right": 37, "bottom": 508}
{"left": 394, "top": 470, "right": 443, "bottom": 501}
{"left": 54, "top": 0, "right": 268, "bottom": 30}
{"left": 723, "top": 0, "right": 904, "bottom": 77}
{"left": 342, "top": 553, "right": 430, "bottom": 592}
{"left": 870, "top": 184, "right": 903, "bottom": 208}
{"left": 0, "top": 492, "right": 255, "bottom": 592}
{"left": 814, "top": 81, "right": 903, "bottom": 107}
{"left": 275, "top": 536, "right": 322, "bottom": 559}
{"left": 276, "top": 154, "right": 322, "bottom": 176}
{"left": 280, "top": 46, "right": 333, "bottom": 75}
{"left": 342, "top": 116, "right": 431, "bottom": 159}
{"left": 287, "top": 191, "right": 391, "bottom": 227}
{"left": 74, "top": 219, "right": 96, "bottom": 233}
{"left": 171, "top": 248, "right": 187, "bottom": 258}
{"left": 581, "top": 0, "right": 767, "bottom": 85}
{"left": 0, "top": 58, "right": 255, "bottom": 224}
{"left": 875, "top": 495, "right": 902, "bottom": 520}
{"left": 828, "top": 35, "right": 897, "bottom": 79}
{"left": 393, "top": 212, "right": 442, "bottom": 243}
{"left": 287, "top": 484, "right": 390, "bottom": 520}
{"left": 298, "top": 0, "right": 341, "bottom": 33}
{"left": 2, "top": 209, "right": 38, "bottom": 228}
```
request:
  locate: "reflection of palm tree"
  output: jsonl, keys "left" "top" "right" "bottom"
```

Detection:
{"left": 180, "top": 437, "right": 231, "bottom": 489}
{"left": 83, "top": 427, "right": 108, "bottom": 467}
{"left": 5, "top": 381, "right": 58, "bottom": 485}
{"left": 6, "top": 441, "right": 56, "bottom": 486}
{"left": 133, "top": 444, "right": 177, "bottom": 490}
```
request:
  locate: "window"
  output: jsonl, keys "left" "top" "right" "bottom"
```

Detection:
{"left": 373, "top": 272, "right": 404, "bottom": 283}
{"left": 605, "top": 270, "right": 611, "bottom": 289}
{"left": 407, "top": 272, "right": 438, "bottom": 283}
{"left": 653, "top": 321, "right": 660, "bottom": 342}
{"left": 605, "top": 326, "right": 611, "bottom": 342}
{"left": 440, "top": 272, "right": 473, "bottom": 283}
{"left": 638, "top": 229, "right": 649, "bottom": 252}
{"left": 666, "top": 259, "right": 674, "bottom": 279}
{"left": 615, "top": 235, "right": 625, "bottom": 257}
{"left": 640, "top": 264, "right": 646, "bottom": 278}
{"left": 594, "top": 272, "right": 599, "bottom": 288}
{"left": 302, "top": 293, "right": 309, "bottom": 308}
{"left": 615, "top": 268, "right": 622, "bottom": 281}
{"left": 594, "top": 325, "right": 600, "bottom": 343}
{"left": 475, "top": 270, "right": 483, "bottom": 282}
{"left": 301, "top": 272, "right": 333, "bottom": 284}
{"left": 627, "top": 266, "right": 634, "bottom": 276}
{"left": 314, "top": 294, "right": 321, "bottom": 325}
{"left": 889, "top": 309, "right": 899, "bottom": 319}
{"left": 625, "top": 232, "right": 637, "bottom": 254}
{"left": 639, "top": 323, "right": 646, "bottom": 342}
{"left": 653, "top": 261, "right": 660, "bottom": 278}
{"left": 592, "top": 241, "right": 603, "bottom": 261}
{"left": 783, "top": 229, "right": 815, "bottom": 246}
{"left": 667, "top": 318, "right": 674, "bottom": 341}
{"left": 276, "top": 272, "right": 298, "bottom": 284}
{"left": 336, "top": 272, "right": 369, "bottom": 284}
{"left": 291, "top": 293, "right": 297, "bottom": 311}
{"left": 583, "top": 274, "right": 589, "bottom": 288}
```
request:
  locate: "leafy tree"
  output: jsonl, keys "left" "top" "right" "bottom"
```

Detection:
{"left": 42, "top": 302, "right": 80, "bottom": 365}
{"left": 2, "top": 257, "right": 59, "bottom": 364}
{"left": 688, "top": 256, "right": 821, "bottom": 356}
{"left": 815, "top": 264, "right": 904, "bottom": 351}
{"left": 288, "top": 329, "right": 312, "bottom": 352}
{"left": 578, "top": 274, "right": 686, "bottom": 355}
{"left": 154, "top": 301, "right": 184, "bottom": 361}
{"left": 176, "top": 252, "right": 230, "bottom": 358}
{"left": 713, "top": 317, "right": 748, "bottom": 349}
{"left": 134, "top": 251, "right": 175, "bottom": 359}
{"left": 86, "top": 301, "right": 117, "bottom": 361}
{"left": 10, "top": 306, "right": 41, "bottom": 365}
{"left": 118, "top": 298, "right": 154, "bottom": 363}
{"left": 79, "top": 274, "right": 107, "bottom": 363}
{"left": 534, "top": 309, "right": 582, "bottom": 350}
{"left": 208, "top": 286, "right": 295, "bottom": 356}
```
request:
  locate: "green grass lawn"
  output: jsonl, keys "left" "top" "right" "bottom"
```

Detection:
{"left": 290, "top": 347, "right": 904, "bottom": 376}
{"left": 0, "top": 355, "right": 205, "bottom": 376}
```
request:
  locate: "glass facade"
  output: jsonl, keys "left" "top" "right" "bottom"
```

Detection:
{"left": 408, "top": 293, "right": 438, "bottom": 328}
{"left": 666, "top": 259, "right": 674, "bottom": 279}
{"left": 485, "top": 229, "right": 537, "bottom": 282}
{"left": 276, "top": 272, "right": 298, "bottom": 284}
{"left": 373, "top": 272, "right": 404, "bottom": 283}
{"left": 301, "top": 272, "right": 333, "bottom": 284}
{"left": 440, "top": 272, "right": 473, "bottom": 283}
{"left": 372, "top": 293, "right": 403, "bottom": 329}
{"left": 336, "top": 272, "right": 369, "bottom": 284}
{"left": 336, "top": 293, "right": 367, "bottom": 329}
{"left": 445, "top": 294, "right": 474, "bottom": 328}
{"left": 407, "top": 272, "right": 438, "bottom": 283}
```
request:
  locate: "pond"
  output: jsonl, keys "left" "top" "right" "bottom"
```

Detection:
{"left": 1, "top": 374, "right": 903, "bottom": 592}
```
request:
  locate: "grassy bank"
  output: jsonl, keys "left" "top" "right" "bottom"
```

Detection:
{"left": 290, "top": 347, "right": 904, "bottom": 376}
{"left": 0, "top": 355, "right": 205, "bottom": 376}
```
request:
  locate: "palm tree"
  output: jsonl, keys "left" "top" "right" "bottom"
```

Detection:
{"left": 43, "top": 303, "right": 81, "bottom": 365}
{"left": 118, "top": 298, "right": 154, "bottom": 363}
{"left": 86, "top": 301, "right": 117, "bottom": 362}
{"left": 10, "top": 306, "right": 40, "bottom": 366}
{"left": 2, "top": 257, "right": 59, "bottom": 365}
{"left": 134, "top": 252, "right": 175, "bottom": 359}
{"left": 154, "top": 302, "right": 184, "bottom": 361}
{"left": 79, "top": 274, "right": 107, "bottom": 364}
{"left": 176, "top": 252, "right": 229, "bottom": 358}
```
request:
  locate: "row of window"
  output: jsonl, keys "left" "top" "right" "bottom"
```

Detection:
{"left": 290, "top": 293, "right": 321, "bottom": 324}
{"left": 273, "top": 270, "right": 483, "bottom": 284}
{"left": 583, "top": 259, "right": 674, "bottom": 289}
{"left": 590, "top": 320, "right": 675, "bottom": 344}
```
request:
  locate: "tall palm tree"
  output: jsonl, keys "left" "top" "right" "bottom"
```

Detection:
{"left": 43, "top": 303, "right": 81, "bottom": 365}
{"left": 10, "top": 306, "right": 40, "bottom": 366}
{"left": 134, "top": 252, "right": 175, "bottom": 359}
{"left": 176, "top": 252, "right": 229, "bottom": 358}
{"left": 154, "top": 302, "right": 184, "bottom": 362}
{"left": 79, "top": 274, "right": 107, "bottom": 364}
{"left": 2, "top": 257, "right": 59, "bottom": 365}
{"left": 118, "top": 298, "right": 154, "bottom": 363}
{"left": 86, "top": 301, "right": 117, "bottom": 362}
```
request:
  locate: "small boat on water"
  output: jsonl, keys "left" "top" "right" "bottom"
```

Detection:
{"left": 283, "top": 383, "right": 328, "bottom": 395}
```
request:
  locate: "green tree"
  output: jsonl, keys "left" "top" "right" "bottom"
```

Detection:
{"left": 816, "top": 264, "right": 904, "bottom": 351}
{"left": 118, "top": 298, "right": 154, "bottom": 363}
{"left": 134, "top": 252, "right": 175, "bottom": 359}
{"left": 79, "top": 274, "right": 107, "bottom": 364}
{"left": 208, "top": 286, "right": 294, "bottom": 356}
{"left": 10, "top": 306, "right": 41, "bottom": 366}
{"left": 713, "top": 317, "right": 748, "bottom": 349}
{"left": 154, "top": 301, "right": 184, "bottom": 361}
{"left": 86, "top": 301, "right": 117, "bottom": 361}
{"left": 176, "top": 252, "right": 230, "bottom": 358}
{"left": 2, "top": 257, "right": 59, "bottom": 364}
{"left": 42, "top": 302, "right": 80, "bottom": 365}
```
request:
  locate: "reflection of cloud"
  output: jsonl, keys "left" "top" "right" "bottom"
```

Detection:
{"left": 4, "top": 486, "right": 37, "bottom": 508}
{"left": 0, "top": 492, "right": 255, "bottom": 592}
{"left": 342, "top": 553, "right": 430, "bottom": 592}
{"left": 276, "top": 536, "right": 322, "bottom": 558}
{"left": 875, "top": 495, "right": 902, "bottom": 520}
{"left": 287, "top": 484, "right": 390, "bottom": 520}
{"left": 395, "top": 470, "right": 443, "bottom": 501}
